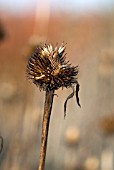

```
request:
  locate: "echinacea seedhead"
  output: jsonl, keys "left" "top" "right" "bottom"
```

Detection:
{"left": 26, "top": 42, "right": 81, "bottom": 117}
{"left": 27, "top": 43, "right": 79, "bottom": 91}
{"left": 26, "top": 43, "right": 81, "bottom": 170}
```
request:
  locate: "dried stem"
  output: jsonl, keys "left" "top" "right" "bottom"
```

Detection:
{"left": 0, "top": 136, "right": 3, "bottom": 153}
{"left": 38, "top": 90, "right": 54, "bottom": 170}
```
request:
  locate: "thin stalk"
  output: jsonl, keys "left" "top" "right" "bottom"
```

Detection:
{"left": 38, "top": 90, "right": 54, "bottom": 170}
{"left": 0, "top": 136, "right": 3, "bottom": 153}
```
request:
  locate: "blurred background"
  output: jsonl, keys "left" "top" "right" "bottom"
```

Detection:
{"left": 0, "top": 0, "right": 114, "bottom": 169}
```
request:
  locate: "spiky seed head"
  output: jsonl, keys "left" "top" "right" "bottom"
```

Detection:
{"left": 26, "top": 43, "right": 79, "bottom": 91}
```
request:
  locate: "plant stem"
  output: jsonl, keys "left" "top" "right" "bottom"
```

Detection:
{"left": 0, "top": 136, "right": 3, "bottom": 153}
{"left": 38, "top": 90, "right": 54, "bottom": 170}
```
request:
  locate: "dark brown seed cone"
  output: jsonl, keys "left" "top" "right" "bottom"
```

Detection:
{"left": 26, "top": 43, "right": 79, "bottom": 92}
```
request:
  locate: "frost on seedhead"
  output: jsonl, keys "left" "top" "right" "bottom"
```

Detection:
{"left": 27, "top": 42, "right": 81, "bottom": 117}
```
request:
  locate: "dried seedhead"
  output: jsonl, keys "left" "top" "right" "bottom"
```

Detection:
{"left": 27, "top": 42, "right": 80, "bottom": 117}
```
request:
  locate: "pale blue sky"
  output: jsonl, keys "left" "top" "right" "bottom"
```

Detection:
{"left": 0, "top": 0, "right": 114, "bottom": 14}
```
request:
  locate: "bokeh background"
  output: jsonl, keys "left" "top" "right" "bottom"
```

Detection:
{"left": 0, "top": 0, "right": 114, "bottom": 169}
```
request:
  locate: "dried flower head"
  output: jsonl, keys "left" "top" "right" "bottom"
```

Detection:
{"left": 26, "top": 42, "right": 81, "bottom": 170}
{"left": 27, "top": 43, "right": 78, "bottom": 90}
{"left": 27, "top": 42, "right": 80, "bottom": 117}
